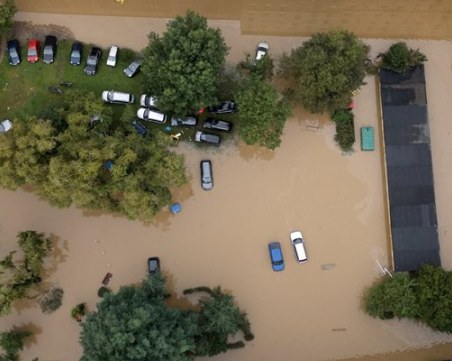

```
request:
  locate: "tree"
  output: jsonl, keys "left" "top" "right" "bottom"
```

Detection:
{"left": 380, "top": 42, "right": 427, "bottom": 74}
{"left": 142, "top": 10, "right": 228, "bottom": 116}
{"left": 0, "top": 231, "right": 52, "bottom": 315}
{"left": 363, "top": 266, "right": 452, "bottom": 333}
{"left": 38, "top": 286, "right": 64, "bottom": 314}
{"left": 80, "top": 276, "right": 253, "bottom": 361}
{"left": 0, "top": 328, "right": 32, "bottom": 361}
{"left": 0, "top": 0, "right": 16, "bottom": 38}
{"left": 331, "top": 109, "right": 355, "bottom": 152}
{"left": 235, "top": 75, "right": 291, "bottom": 149}
{"left": 279, "top": 30, "right": 370, "bottom": 114}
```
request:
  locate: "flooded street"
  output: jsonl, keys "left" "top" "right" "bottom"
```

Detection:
{"left": 1, "top": 13, "right": 452, "bottom": 361}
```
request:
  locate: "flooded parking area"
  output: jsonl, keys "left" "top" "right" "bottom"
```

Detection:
{"left": 1, "top": 13, "right": 452, "bottom": 361}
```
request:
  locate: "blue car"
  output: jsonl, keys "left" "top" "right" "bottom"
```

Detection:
{"left": 268, "top": 242, "right": 284, "bottom": 272}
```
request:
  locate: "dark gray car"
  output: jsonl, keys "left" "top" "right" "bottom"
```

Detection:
{"left": 195, "top": 131, "right": 221, "bottom": 145}
{"left": 171, "top": 116, "right": 198, "bottom": 127}
{"left": 7, "top": 39, "right": 20, "bottom": 66}
{"left": 84, "top": 47, "right": 102, "bottom": 75}
{"left": 42, "top": 35, "right": 57, "bottom": 64}
{"left": 203, "top": 118, "right": 233, "bottom": 132}
{"left": 70, "top": 42, "right": 83, "bottom": 66}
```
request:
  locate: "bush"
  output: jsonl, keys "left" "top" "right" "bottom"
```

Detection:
{"left": 380, "top": 42, "right": 427, "bottom": 74}
{"left": 97, "top": 287, "right": 111, "bottom": 298}
{"left": 38, "top": 287, "right": 64, "bottom": 314}
{"left": 71, "top": 303, "right": 87, "bottom": 322}
{"left": 331, "top": 109, "right": 355, "bottom": 151}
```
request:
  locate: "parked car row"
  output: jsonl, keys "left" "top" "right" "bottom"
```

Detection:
{"left": 269, "top": 231, "right": 308, "bottom": 272}
{"left": 6, "top": 38, "right": 142, "bottom": 77}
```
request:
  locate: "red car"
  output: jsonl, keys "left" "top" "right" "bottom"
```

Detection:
{"left": 27, "top": 39, "right": 40, "bottom": 63}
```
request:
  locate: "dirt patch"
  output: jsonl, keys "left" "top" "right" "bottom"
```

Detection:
{"left": 11, "top": 21, "right": 74, "bottom": 43}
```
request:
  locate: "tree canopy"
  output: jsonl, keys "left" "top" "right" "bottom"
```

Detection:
{"left": 380, "top": 42, "right": 427, "bottom": 74}
{"left": 0, "top": 327, "right": 32, "bottom": 361}
{"left": 0, "top": 231, "right": 52, "bottom": 315}
{"left": 0, "top": 91, "right": 186, "bottom": 222}
{"left": 141, "top": 10, "right": 229, "bottom": 116}
{"left": 363, "top": 265, "right": 452, "bottom": 333}
{"left": 80, "top": 276, "right": 252, "bottom": 361}
{"left": 0, "top": 0, "right": 16, "bottom": 38}
{"left": 235, "top": 75, "right": 291, "bottom": 149}
{"left": 279, "top": 30, "right": 370, "bottom": 114}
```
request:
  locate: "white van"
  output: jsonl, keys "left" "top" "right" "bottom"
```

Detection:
{"left": 290, "top": 231, "right": 308, "bottom": 263}
{"left": 137, "top": 108, "right": 167, "bottom": 123}
{"left": 102, "top": 90, "right": 134, "bottom": 104}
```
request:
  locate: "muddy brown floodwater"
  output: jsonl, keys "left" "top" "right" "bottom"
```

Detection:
{"left": 0, "top": 12, "right": 452, "bottom": 361}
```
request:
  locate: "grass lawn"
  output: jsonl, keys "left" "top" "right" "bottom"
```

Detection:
{"left": 0, "top": 40, "right": 237, "bottom": 146}
{"left": 0, "top": 40, "right": 144, "bottom": 122}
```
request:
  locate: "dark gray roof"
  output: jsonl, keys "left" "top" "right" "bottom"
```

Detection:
{"left": 380, "top": 66, "right": 441, "bottom": 272}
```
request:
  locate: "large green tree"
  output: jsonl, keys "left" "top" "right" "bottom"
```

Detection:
{"left": 235, "top": 75, "right": 291, "bottom": 149}
{"left": 380, "top": 42, "right": 427, "bottom": 74}
{"left": 0, "top": 231, "right": 52, "bottom": 315}
{"left": 80, "top": 276, "right": 252, "bottom": 361}
{"left": 0, "top": 91, "right": 186, "bottom": 222}
{"left": 142, "top": 10, "right": 228, "bottom": 116}
{"left": 0, "top": 0, "right": 16, "bottom": 38}
{"left": 0, "top": 327, "right": 32, "bottom": 361}
{"left": 279, "top": 30, "right": 369, "bottom": 114}
{"left": 363, "top": 265, "right": 452, "bottom": 333}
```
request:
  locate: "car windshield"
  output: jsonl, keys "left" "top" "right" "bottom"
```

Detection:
{"left": 87, "top": 56, "right": 97, "bottom": 65}
{"left": 28, "top": 48, "right": 37, "bottom": 56}
{"left": 43, "top": 47, "right": 53, "bottom": 55}
{"left": 10, "top": 49, "right": 18, "bottom": 59}
{"left": 72, "top": 52, "right": 80, "bottom": 60}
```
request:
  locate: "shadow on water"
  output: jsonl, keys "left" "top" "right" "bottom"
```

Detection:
{"left": 163, "top": 271, "right": 199, "bottom": 312}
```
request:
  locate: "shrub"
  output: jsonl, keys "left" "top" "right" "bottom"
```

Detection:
{"left": 97, "top": 287, "right": 111, "bottom": 298}
{"left": 331, "top": 109, "right": 355, "bottom": 151}
{"left": 38, "top": 287, "right": 64, "bottom": 314}
{"left": 71, "top": 303, "right": 87, "bottom": 322}
{"left": 381, "top": 42, "right": 427, "bottom": 74}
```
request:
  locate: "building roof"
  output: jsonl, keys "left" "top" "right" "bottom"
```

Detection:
{"left": 380, "top": 65, "right": 441, "bottom": 272}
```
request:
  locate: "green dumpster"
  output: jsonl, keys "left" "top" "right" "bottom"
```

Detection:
{"left": 360, "top": 126, "right": 375, "bottom": 151}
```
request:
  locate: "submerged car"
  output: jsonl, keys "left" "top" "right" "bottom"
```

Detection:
{"left": 208, "top": 101, "right": 238, "bottom": 114}
{"left": 200, "top": 160, "right": 213, "bottom": 190}
{"left": 27, "top": 39, "right": 40, "bottom": 63}
{"left": 7, "top": 39, "right": 20, "bottom": 66}
{"left": 124, "top": 59, "right": 142, "bottom": 77}
{"left": 69, "top": 42, "right": 83, "bottom": 65}
{"left": 195, "top": 131, "right": 221, "bottom": 145}
{"left": 132, "top": 120, "right": 147, "bottom": 136}
{"left": 148, "top": 257, "right": 160, "bottom": 275}
{"left": 84, "top": 47, "right": 102, "bottom": 75}
{"left": 171, "top": 116, "right": 198, "bottom": 127}
{"left": 268, "top": 242, "right": 284, "bottom": 272}
{"left": 255, "top": 41, "right": 269, "bottom": 64}
{"left": 203, "top": 118, "right": 233, "bottom": 132}
{"left": 42, "top": 35, "right": 57, "bottom": 64}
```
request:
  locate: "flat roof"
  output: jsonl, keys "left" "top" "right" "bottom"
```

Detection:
{"left": 379, "top": 65, "right": 441, "bottom": 272}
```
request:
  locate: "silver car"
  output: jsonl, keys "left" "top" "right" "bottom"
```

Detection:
{"left": 200, "top": 160, "right": 213, "bottom": 190}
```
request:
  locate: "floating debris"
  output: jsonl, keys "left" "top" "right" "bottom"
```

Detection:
{"left": 321, "top": 263, "right": 336, "bottom": 270}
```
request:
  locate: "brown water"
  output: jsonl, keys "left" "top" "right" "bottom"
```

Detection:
{"left": 1, "top": 13, "right": 452, "bottom": 361}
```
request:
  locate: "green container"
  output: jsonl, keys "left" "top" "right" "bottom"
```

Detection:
{"left": 360, "top": 126, "right": 375, "bottom": 151}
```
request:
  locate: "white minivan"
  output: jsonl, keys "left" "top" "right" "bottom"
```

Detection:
{"left": 102, "top": 90, "right": 134, "bottom": 104}
{"left": 137, "top": 108, "right": 167, "bottom": 123}
{"left": 290, "top": 231, "right": 308, "bottom": 263}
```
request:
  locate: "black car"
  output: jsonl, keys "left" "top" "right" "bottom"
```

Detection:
{"left": 69, "top": 42, "right": 83, "bottom": 66}
{"left": 148, "top": 257, "right": 160, "bottom": 275}
{"left": 203, "top": 118, "right": 233, "bottom": 132}
{"left": 42, "top": 35, "right": 57, "bottom": 64}
{"left": 84, "top": 47, "right": 102, "bottom": 75}
{"left": 195, "top": 131, "right": 221, "bottom": 145}
{"left": 6, "top": 39, "right": 20, "bottom": 66}
{"left": 124, "top": 59, "right": 142, "bottom": 78}
{"left": 171, "top": 116, "right": 198, "bottom": 127}
{"left": 208, "top": 101, "right": 238, "bottom": 114}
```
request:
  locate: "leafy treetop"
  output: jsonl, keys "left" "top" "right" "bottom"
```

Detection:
{"left": 380, "top": 42, "right": 427, "bottom": 74}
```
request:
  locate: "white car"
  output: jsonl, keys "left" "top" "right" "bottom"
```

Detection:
{"left": 137, "top": 108, "right": 167, "bottom": 124}
{"left": 290, "top": 231, "right": 308, "bottom": 263}
{"left": 106, "top": 46, "right": 118, "bottom": 67}
{"left": 0, "top": 119, "right": 12, "bottom": 133}
{"left": 255, "top": 41, "right": 269, "bottom": 64}
{"left": 140, "top": 94, "right": 157, "bottom": 108}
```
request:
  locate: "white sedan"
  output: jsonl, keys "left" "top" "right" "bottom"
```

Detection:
{"left": 0, "top": 119, "right": 12, "bottom": 133}
{"left": 255, "top": 41, "right": 269, "bottom": 64}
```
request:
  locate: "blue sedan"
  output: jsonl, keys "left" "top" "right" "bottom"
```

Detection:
{"left": 268, "top": 242, "right": 285, "bottom": 272}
